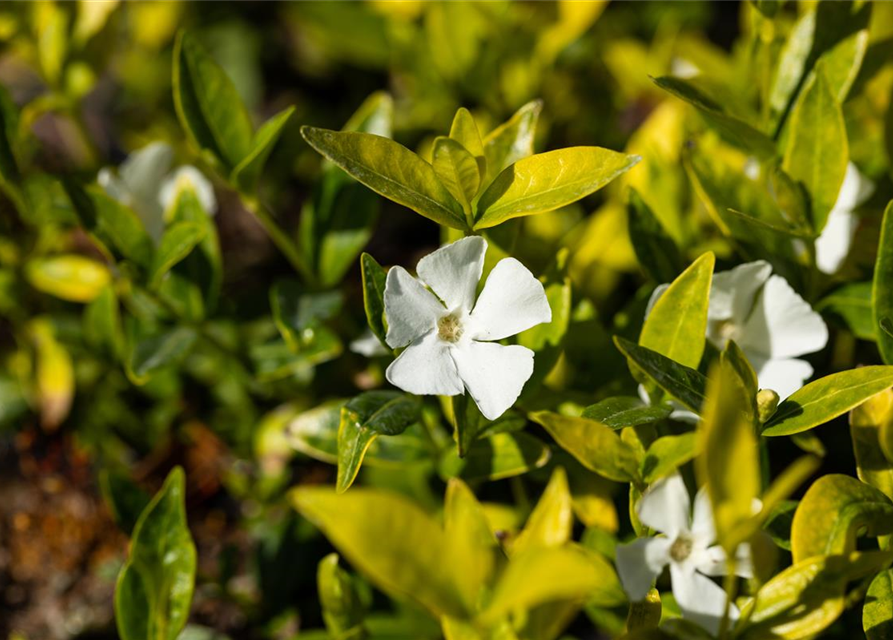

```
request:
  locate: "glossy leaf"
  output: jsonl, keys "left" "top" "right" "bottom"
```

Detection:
{"left": 301, "top": 127, "right": 467, "bottom": 229}
{"left": 336, "top": 391, "right": 422, "bottom": 493}
{"left": 474, "top": 147, "right": 640, "bottom": 229}
{"left": 613, "top": 336, "right": 708, "bottom": 413}
{"left": 173, "top": 30, "right": 253, "bottom": 170}
{"left": 739, "top": 550, "right": 893, "bottom": 640}
{"left": 231, "top": 106, "right": 295, "bottom": 193}
{"left": 865, "top": 569, "right": 893, "bottom": 640}
{"left": 115, "top": 467, "right": 196, "bottom": 640}
{"left": 782, "top": 65, "right": 848, "bottom": 233}
{"left": 439, "top": 432, "right": 551, "bottom": 483}
{"left": 360, "top": 253, "right": 388, "bottom": 347}
{"left": 483, "top": 100, "right": 542, "bottom": 183}
{"left": 449, "top": 107, "right": 485, "bottom": 173}
{"left": 530, "top": 411, "right": 640, "bottom": 484}
{"left": 26, "top": 255, "right": 111, "bottom": 303}
{"left": 581, "top": 396, "right": 672, "bottom": 429}
{"left": 641, "top": 432, "right": 700, "bottom": 484}
{"left": 291, "top": 486, "right": 469, "bottom": 619}
{"left": 432, "top": 136, "right": 480, "bottom": 213}
{"left": 639, "top": 252, "right": 713, "bottom": 369}
{"left": 851, "top": 390, "right": 893, "bottom": 501}
{"left": 318, "top": 554, "right": 368, "bottom": 640}
{"left": 791, "top": 474, "right": 893, "bottom": 563}
{"left": 875, "top": 201, "right": 893, "bottom": 364}
{"left": 762, "top": 366, "right": 893, "bottom": 436}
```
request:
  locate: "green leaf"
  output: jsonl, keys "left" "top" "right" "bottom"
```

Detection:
{"left": 652, "top": 75, "right": 776, "bottom": 159}
{"left": 128, "top": 326, "right": 198, "bottom": 384}
{"left": 627, "top": 188, "right": 684, "bottom": 283}
{"left": 613, "top": 336, "right": 708, "bottom": 414}
{"left": 360, "top": 253, "right": 388, "bottom": 347}
{"left": 513, "top": 467, "right": 573, "bottom": 556}
{"left": 432, "top": 137, "right": 480, "bottom": 213}
{"left": 639, "top": 252, "right": 713, "bottom": 369}
{"left": 738, "top": 550, "right": 893, "bottom": 640}
{"left": 483, "top": 100, "right": 542, "bottom": 183}
{"left": 231, "top": 106, "right": 295, "bottom": 193}
{"left": 149, "top": 222, "right": 207, "bottom": 289}
{"left": 301, "top": 127, "right": 467, "bottom": 229}
{"left": 452, "top": 392, "right": 488, "bottom": 458}
{"left": 83, "top": 284, "right": 124, "bottom": 359}
{"left": 318, "top": 554, "right": 368, "bottom": 640}
{"left": 271, "top": 281, "right": 342, "bottom": 350}
{"left": 851, "top": 390, "right": 893, "bottom": 501}
{"left": 818, "top": 281, "right": 876, "bottom": 341}
{"left": 449, "top": 108, "right": 485, "bottom": 170}
{"left": 65, "top": 183, "right": 155, "bottom": 268}
{"left": 290, "top": 486, "right": 469, "bottom": 619}
{"left": 763, "top": 500, "right": 798, "bottom": 551}
{"left": 875, "top": 201, "right": 893, "bottom": 364}
{"left": 444, "top": 479, "right": 496, "bottom": 611}
{"left": 581, "top": 397, "right": 672, "bottom": 429}
{"left": 474, "top": 147, "right": 639, "bottom": 229}
{"left": 641, "top": 432, "right": 700, "bottom": 484}
{"left": 26, "top": 255, "right": 111, "bottom": 303}
{"left": 336, "top": 391, "right": 422, "bottom": 493}
{"left": 439, "top": 432, "right": 551, "bottom": 483}
{"left": 99, "top": 469, "right": 150, "bottom": 535}
{"left": 173, "top": 30, "right": 254, "bottom": 170}
{"left": 791, "top": 474, "right": 893, "bottom": 563}
{"left": 479, "top": 545, "right": 624, "bottom": 625}
{"left": 530, "top": 411, "right": 640, "bottom": 484}
{"left": 696, "top": 343, "right": 760, "bottom": 552}
{"left": 0, "top": 84, "right": 23, "bottom": 212}
{"left": 761, "top": 366, "right": 893, "bottom": 436}
{"left": 115, "top": 467, "right": 196, "bottom": 640}
{"left": 782, "top": 65, "right": 848, "bottom": 233}
{"left": 865, "top": 569, "right": 893, "bottom": 640}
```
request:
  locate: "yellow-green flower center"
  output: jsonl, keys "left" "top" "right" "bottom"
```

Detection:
{"left": 670, "top": 534, "right": 693, "bottom": 563}
{"left": 437, "top": 314, "right": 463, "bottom": 343}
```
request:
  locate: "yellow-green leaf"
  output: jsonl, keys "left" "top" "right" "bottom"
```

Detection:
{"left": 791, "top": 474, "right": 893, "bottom": 563}
{"left": 449, "top": 107, "right": 485, "bottom": 167}
{"left": 301, "top": 127, "right": 467, "bottom": 229}
{"left": 530, "top": 411, "right": 640, "bottom": 484}
{"left": 483, "top": 100, "right": 542, "bottom": 183}
{"left": 851, "top": 390, "right": 893, "bottom": 501}
{"left": 874, "top": 201, "right": 893, "bottom": 365}
{"left": 432, "top": 136, "right": 481, "bottom": 213}
{"left": 512, "top": 467, "right": 573, "bottom": 556}
{"left": 782, "top": 64, "right": 848, "bottom": 233}
{"left": 474, "top": 147, "right": 640, "bottom": 230}
{"left": 639, "top": 252, "right": 714, "bottom": 369}
{"left": 231, "top": 106, "right": 295, "bottom": 194}
{"left": 26, "top": 255, "right": 111, "bottom": 303}
{"left": 444, "top": 479, "right": 496, "bottom": 612}
{"left": 865, "top": 568, "right": 893, "bottom": 640}
{"left": 762, "top": 366, "right": 893, "bottom": 436}
{"left": 290, "top": 486, "right": 468, "bottom": 619}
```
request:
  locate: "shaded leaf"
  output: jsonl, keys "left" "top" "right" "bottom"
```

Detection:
{"left": 581, "top": 397, "right": 672, "bottom": 430}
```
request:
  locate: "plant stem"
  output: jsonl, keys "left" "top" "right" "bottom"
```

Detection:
{"left": 240, "top": 194, "right": 316, "bottom": 286}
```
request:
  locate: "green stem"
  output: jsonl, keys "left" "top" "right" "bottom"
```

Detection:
{"left": 718, "top": 557, "right": 738, "bottom": 639}
{"left": 240, "top": 194, "right": 316, "bottom": 285}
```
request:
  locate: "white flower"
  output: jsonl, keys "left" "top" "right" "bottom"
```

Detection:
{"left": 616, "top": 474, "right": 753, "bottom": 636}
{"left": 383, "top": 236, "right": 551, "bottom": 420}
{"left": 646, "top": 261, "right": 828, "bottom": 399}
{"left": 98, "top": 142, "right": 217, "bottom": 243}
{"left": 350, "top": 328, "right": 389, "bottom": 357}
{"left": 814, "top": 162, "right": 874, "bottom": 275}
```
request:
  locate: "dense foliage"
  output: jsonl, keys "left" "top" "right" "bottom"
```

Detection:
{"left": 4, "top": 1, "right": 893, "bottom": 639}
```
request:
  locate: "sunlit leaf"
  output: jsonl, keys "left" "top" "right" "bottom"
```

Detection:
{"left": 26, "top": 255, "right": 111, "bottom": 303}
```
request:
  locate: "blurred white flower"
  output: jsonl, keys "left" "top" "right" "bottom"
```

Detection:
{"left": 98, "top": 142, "right": 217, "bottom": 243}
{"left": 349, "top": 328, "right": 389, "bottom": 357}
{"left": 616, "top": 474, "right": 752, "bottom": 636}
{"left": 646, "top": 261, "right": 827, "bottom": 399}
{"left": 814, "top": 162, "right": 873, "bottom": 275}
{"left": 383, "top": 236, "right": 551, "bottom": 420}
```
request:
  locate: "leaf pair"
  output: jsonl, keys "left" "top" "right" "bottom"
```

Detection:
{"left": 302, "top": 101, "right": 639, "bottom": 231}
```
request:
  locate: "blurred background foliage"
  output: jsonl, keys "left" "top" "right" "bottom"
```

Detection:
{"left": 2, "top": 1, "right": 893, "bottom": 639}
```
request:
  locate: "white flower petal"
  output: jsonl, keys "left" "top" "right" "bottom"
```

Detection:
{"left": 691, "top": 486, "right": 715, "bottom": 545}
{"left": 416, "top": 236, "right": 486, "bottom": 312}
{"left": 695, "top": 544, "right": 754, "bottom": 580}
{"left": 450, "top": 342, "right": 534, "bottom": 420}
{"left": 349, "top": 329, "right": 389, "bottom": 357}
{"left": 644, "top": 283, "right": 669, "bottom": 318}
{"left": 738, "top": 275, "right": 828, "bottom": 360}
{"left": 160, "top": 165, "right": 218, "bottom": 216}
{"left": 708, "top": 260, "right": 772, "bottom": 324}
{"left": 670, "top": 564, "right": 737, "bottom": 636}
{"left": 467, "top": 258, "right": 551, "bottom": 341}
{"left": 638, "top": 473, "right": 691, "bottom": 538}
{"left": 616, "top": 537, "right": 672, "bottom": 601}
{"left": 753, "top": 356, "right": 814, "bottom": 399}
{"left": 833, "top": 162, "right": 874, "bottom": 213}
{"left": 385, "top": 331, "right": 463, "bottom": 396}
{"left": 119, "top": 141, "right": 174, "bottom": 201}
{"left": 815, "top": 207, "right": 858, "bottom": 275}
{"left": 383, "top": 266, "right": 444, "bottom": 348}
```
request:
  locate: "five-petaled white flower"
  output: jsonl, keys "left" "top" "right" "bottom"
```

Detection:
{"left": 647, "top": 260, "right": 827, "bottom": 400}
{"left": 98, "top": 142, "right": 217, "bottom": 243}
{"left": 383, "top": 236, "right": 551, "bottom": 420}
{"left": 814, "top": 162, "right": 874, "bottom": 275}
{"left": 616, "top": 474, "right": 752, "bottom": 636}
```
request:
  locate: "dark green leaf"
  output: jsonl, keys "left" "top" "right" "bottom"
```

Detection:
{"left": 231, "top": 106, "right": 295, "bottom": 193}
{"left": 581, "top": 397, "right": 672, "bottom": 429}
{"left": 627, "top": 188, "right": 684, "bottom": 283}
{"left": 360, "top": 253, "right": 388, "bottom": 347}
